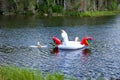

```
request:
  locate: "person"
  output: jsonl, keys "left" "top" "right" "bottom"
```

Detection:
{"left": 37, "top": 41, "right": 42, "bottom": 48}
{"left": 74, "top": 36, "right": 79, "bottom": 42}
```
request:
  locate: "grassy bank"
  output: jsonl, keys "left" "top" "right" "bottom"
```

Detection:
{"left": 0, "top": 66, "right": 114, "bottom": 80}
{"left": 65, "top": 11, "right": 120, "bottom": 17}
{"left": 0, "top": 66, "right": 75, "bottom": 80}
{"left": 1, "top": 10, "right": 120, "bottom": 17}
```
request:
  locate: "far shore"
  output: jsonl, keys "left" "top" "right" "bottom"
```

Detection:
{"left": 1, "top": 10, "right": 120, "bottom": 17}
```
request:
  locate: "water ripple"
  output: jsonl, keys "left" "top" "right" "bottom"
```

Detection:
{"left": 1, "top": 16, "right": 120, "bottom": 79}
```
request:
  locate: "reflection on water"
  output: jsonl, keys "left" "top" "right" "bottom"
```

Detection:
{"left": 0, "top": 15, "right": 117, "bottom": 28}
{"left": 0, "top": 15, "right": 120, "bottom": 79}
{"left": 81, "top": 48, "right": 91, "bottom": 61}
{"left": 51, "top": 47, "right": 91, "bottom": 60}
{"left": 50, "top": 47, "right": 59, "bottom": 54}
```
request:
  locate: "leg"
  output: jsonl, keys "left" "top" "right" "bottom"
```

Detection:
{"left": 74, "top": 37, "right": 79, "bottom": 42}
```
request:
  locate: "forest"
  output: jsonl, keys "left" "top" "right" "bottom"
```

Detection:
{"left": 0, "top": 0, "right": 120, "bottom": 16}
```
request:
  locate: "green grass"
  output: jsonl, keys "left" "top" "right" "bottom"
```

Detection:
{"left": 65, "top": 11, "right": 120, "bottom": 17}
{"left": 0, "top": 66, "right": 107, "bottom": 80}
{"left": 0, "top": 66, "right": 68, "bottom": 80}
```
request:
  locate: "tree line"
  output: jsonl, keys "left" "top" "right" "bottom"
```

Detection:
{"left": 0, "top": 0, "right": 120, "bottom": 16}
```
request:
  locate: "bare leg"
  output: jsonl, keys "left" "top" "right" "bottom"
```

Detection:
{"left": 74, "top": 37, "right": 79, "bottom": 42}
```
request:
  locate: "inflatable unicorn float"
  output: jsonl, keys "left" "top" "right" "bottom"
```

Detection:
{"left": 52, "top": 30, "right": 93, "bottom": 50}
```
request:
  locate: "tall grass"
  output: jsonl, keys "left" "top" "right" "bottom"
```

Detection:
{"left": 0, "top": 66, "right": 107, "bottom": 80}
{"left": 0, "top": 66, "right": 67, "bottom": 80}
{"left": 65, "top": 11, "right": 120, "bottom": 17}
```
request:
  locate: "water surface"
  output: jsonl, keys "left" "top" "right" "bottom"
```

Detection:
{"left": 0, "top": 15, "right": 120, "bottom": 79}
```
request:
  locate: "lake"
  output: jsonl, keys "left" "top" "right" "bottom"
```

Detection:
{"left": 0, "top": 15, "right": 120, "bottom": 79}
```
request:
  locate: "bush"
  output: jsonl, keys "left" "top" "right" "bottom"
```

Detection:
{"left": 107, "top": 0, "right": 117, "bottom": 11}
{"left": 0, "top": 66, "right": 75, "bottom": 80}
{"left": 52, "top": 5, "right": 63, "bottom": 13}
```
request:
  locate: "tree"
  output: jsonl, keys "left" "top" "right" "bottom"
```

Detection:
{"left": 83, "top": 0, "right": 87, "bottom": 12}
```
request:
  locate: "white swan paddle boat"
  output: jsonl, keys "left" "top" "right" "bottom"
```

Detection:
{"left": 52, "top": 30, "right": 93, "bottom": 50}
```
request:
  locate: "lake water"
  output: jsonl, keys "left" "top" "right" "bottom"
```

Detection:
{"left": 0, "top": 15, "right": 120, "bottom": 79}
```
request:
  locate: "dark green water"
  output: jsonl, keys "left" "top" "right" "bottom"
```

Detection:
{"left": 0, "top": 15, "right": 120, "bottom": 79}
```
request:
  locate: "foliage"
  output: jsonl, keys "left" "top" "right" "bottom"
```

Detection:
{"left": 65, "top": 11, "right": 120, "bottom": 17}
{"left": 0, "top": 66, "right": 42, "bottom": 80}
{"left": 107, "top": 0, "right": 118, "bottom": 10}
{"left": 0, "top": 66, "right": 76, "bottom": 80}
{"left": 0, "top": 0, "right": 120, "bottom": 16}
{"left": 37, "top": 3, "right": 63, "bottom": 15}
{"left": 0, "top": 66, "right": 107, "bottom": 80}
{"left": 52, "top": 5, "right": 63, "bottom": 13}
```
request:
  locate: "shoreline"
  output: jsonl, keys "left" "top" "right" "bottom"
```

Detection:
{"left": 0, "top": 11, "right": 120, "bottom": 17}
